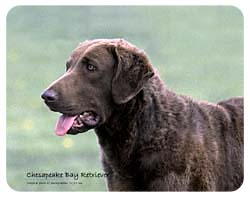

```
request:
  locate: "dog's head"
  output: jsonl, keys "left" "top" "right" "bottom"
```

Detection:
{"left": 41, "top": 39, "right": 154, "bottom": 136}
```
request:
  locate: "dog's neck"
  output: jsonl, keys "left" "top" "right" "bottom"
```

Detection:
{"left": 95, "top": 74, "right": 187, "bottom": 174}
{"left": 95, "top": 89, "right": 144, "bottom": 163}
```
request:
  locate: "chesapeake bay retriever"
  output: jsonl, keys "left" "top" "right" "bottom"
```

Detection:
{"left": 41, "top": 39, "right": 243, "bottom": 191}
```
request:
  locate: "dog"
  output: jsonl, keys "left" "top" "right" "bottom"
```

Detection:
{"left": 41, "top": 39, "right": 243, "bottom": 191}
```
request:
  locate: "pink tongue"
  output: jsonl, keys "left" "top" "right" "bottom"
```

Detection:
{"left": 55, "top": 115, "right": 77, "bottom": 136}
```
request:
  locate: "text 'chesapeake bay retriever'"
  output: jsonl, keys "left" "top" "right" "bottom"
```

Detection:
{"left": 41, "top": 39, "right": 243, "bottom": 191}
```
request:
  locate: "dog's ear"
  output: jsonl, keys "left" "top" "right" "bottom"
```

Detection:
{"left": 111, "top": 40, "right": 154, "bottom": 104}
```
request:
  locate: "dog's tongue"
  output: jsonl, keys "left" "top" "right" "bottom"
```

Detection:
{"left": 55, "top": 115, "right": 77, "bottom": 136}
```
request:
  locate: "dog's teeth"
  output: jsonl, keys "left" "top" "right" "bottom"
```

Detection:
{"left": 82, "top": 112, "right": 90, "bottom": 118}
{"left": 77, "top": 118, "right": 81, "bottom": 124}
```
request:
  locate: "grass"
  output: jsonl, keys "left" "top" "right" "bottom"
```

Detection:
{"left": 7, "top": 6, "right": 243, "bottom": 191}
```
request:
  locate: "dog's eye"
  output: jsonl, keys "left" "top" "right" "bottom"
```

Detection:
{"left": 86, "top": 64, "right": 96, "bottom": 71}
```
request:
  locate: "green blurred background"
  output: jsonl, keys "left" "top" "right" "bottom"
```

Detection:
{"left": 7, "top": 6, "right": 243, "bottom": 191}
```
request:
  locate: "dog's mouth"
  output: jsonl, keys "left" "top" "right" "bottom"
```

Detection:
{"left": 55, "top": 111, "right": 100, "bottom": 136}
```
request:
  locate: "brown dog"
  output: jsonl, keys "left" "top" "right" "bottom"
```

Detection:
{"left": 41, "top": 39, "right": 243, "bottom": 191}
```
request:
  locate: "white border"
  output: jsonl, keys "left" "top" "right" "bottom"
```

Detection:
{"left": 0, "top": 0, "right": 249, "bottom": 196}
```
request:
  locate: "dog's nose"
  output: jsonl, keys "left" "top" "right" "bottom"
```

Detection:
{"left": 41, "top": 89, "right": 58, "bottom": 102}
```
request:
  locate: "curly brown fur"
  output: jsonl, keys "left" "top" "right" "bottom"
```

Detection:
{"left": 42, "top": 39, "right": 243, "bottom": 191}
